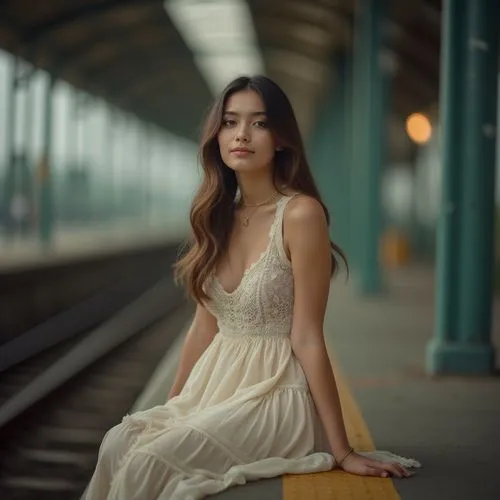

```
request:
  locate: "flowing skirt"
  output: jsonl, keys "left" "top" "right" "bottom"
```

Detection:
{"left": 83, "top": 333, "right": 420, "bottom": 499}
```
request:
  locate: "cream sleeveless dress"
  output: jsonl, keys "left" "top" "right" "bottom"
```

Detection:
{"left": 83, "top": 195, "right": 420, "bottom": 500}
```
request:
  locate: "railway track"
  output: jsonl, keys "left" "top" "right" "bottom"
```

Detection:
{"left": 0, "top": 280, "right": 193, "bottom": 500}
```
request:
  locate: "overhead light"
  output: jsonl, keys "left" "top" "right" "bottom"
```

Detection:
{"left": 164, "top": 0, "right": 264, "bottom": 95}
{"left": 406, "top": 113, "right": 432, "bottom": 144}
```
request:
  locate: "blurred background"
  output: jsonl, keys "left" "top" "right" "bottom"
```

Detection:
{"left": 1, "top": 0, "right": 497, "bottom": 269}
{"left": 0, "top": 1, "right": 499, "bottom": 499}
{"left": 0, "top": 0, "right": 499, "bottom": 274}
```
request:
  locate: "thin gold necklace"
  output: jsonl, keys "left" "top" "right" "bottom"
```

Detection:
{"left": 240, "top": 192, "right": 279, "bottom": 227}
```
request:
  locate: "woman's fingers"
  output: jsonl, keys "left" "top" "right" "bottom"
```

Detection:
{"left": 384, "top": 463, "right": 405, "bottom": 478}
{"left": 367, "top": 460, "right": 411, "bottom": 478}
{"left": 365, "top": 465, "right": 389, "bottom": 477}
{"left": 342, "top": 454, "right": 415, "bottom": 479}
{"left": 394, "top": 463, "right": 413, "bottom": 477}
{"left": 392, "top": 462, "right": 413, "bottom": 478}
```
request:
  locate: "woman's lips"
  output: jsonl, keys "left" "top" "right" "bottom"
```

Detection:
{"left": 231, "top": 149, "right": 253, "bottom": 156}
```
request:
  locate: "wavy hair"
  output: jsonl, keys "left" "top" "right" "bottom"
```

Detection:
{"left": 174, "top": 75, "right": 347, "bottom": 303}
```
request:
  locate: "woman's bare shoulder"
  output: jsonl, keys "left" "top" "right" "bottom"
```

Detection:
{"left": 284, "top": 193, "right": 327, "bottom": 226}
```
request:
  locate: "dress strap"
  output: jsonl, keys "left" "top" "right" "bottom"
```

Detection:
{"left": 271, "top": 194, "right": 298, "bottom": 266}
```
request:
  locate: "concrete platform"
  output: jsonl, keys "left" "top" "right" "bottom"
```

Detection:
{"left": 134, "top": 265, "right": 500, "bottom": 499}
{"left": 329, "top": 266, "right": 500, "bottom": 500}
{"left": 0, "top": 219, "right": 189, "bottom": 342}
{"left": 0, "top": 218, "right": 188, "bottom": 272}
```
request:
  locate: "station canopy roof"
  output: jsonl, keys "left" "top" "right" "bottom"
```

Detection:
{"left": 0, "top": 0, "right": 441, "bottom": 140}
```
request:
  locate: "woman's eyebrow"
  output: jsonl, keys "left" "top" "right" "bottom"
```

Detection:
{"left": 224, "top": 111, "right": 267, "bottom": 117}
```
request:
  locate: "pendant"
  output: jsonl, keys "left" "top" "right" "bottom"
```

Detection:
{"left": 242, "top": 217, "right": 249, "bottom": 227}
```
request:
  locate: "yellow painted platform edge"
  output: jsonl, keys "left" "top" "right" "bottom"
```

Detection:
{"left": 282, "top": 346, "right": 400, "bottom": 500}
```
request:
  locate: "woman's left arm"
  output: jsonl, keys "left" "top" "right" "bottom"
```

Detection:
{"left": 285, "top": 196, "right": 409, "bottom": 478}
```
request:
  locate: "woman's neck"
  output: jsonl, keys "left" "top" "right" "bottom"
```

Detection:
{"left": 236, "top": 170, "right": 279, "bottom": 206}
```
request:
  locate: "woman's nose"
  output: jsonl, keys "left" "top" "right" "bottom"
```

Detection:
{"left": 235, "top": 125, "right": 250, "bottom": 142}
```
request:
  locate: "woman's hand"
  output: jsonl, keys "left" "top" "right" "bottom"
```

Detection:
{"left": 339, "top": 452, "right": 412, "bottom": 478}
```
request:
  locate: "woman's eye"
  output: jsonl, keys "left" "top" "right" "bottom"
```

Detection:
{"left": 222, "top": 119, "right": 236, "bottom": 127}
{"left": 254, "top": 121, "right": 268, "bottom": 128}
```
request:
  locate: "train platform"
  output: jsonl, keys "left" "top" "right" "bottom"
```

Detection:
{"left": 0, "top": 220, "right": 190, "bottom": 347}
{"left": 135, "top": 265, "right": 500, "bottom": 500}
{"left": 0, "top": 218, "right": 188, "bottom": 272}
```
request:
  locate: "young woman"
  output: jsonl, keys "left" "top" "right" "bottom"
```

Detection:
{"left": 84, "top": 75, "right": 420, "bottom": 499}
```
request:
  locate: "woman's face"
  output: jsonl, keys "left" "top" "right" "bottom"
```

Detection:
{"left": 217, "top": 89, "right": 277, "bottom": 174}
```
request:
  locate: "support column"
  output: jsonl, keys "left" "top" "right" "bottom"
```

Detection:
{"left": 427, "top": 0, "right": 498, "bottom": 374}
{"left": 143, "top": 127, "right": 152, "bottom": 221}
{"left": 38, "top": 74, "right": 55, "bottom": 246}
{"left": 351, "top": 0, "right": 387, "bottom": 294}
{"left": 308, "top": 61, "right": 349, "bottom": 252}
{"left": 343, "top": 53, "right": 354, "bottom": 260}
{"left": 20, "top": 66, "right": 35, "bottom": 237}
{"left": 427, "top": 0, "right": 465, "bottom": 366}
{"left": 306, "top": 71, "right": 334, "bottom": 217}
{"left": 104, "top": 105, "right": 116, "bottom": 217}
{"left": 5, "top": 58, "right": 18, "bottom": 172}
{"left": 3, "top": 57, "right": 18, "bottom": 228}
{"left": 330, "top": 59, "right": 350, "bottom": 253}
{"left": 457, "top": 0, "right": 498, "bottom": 369}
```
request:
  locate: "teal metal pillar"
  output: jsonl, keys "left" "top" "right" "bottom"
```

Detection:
{"left": 307, "top": 79, "right": 330, "bottom": 204}
{"left": 308, "top": 61, "right": 349, "bottom": 252}
{"left": 141, "top": 126, "right": 152, "bottom": 220}
{"left": 20, "top": 67, "right": 35, "bottom": 235}
{"left": 351, "top": 0, "right": 387, "bottom": 294}
{"left": 342, "top": 55, "right": 354, "bottom": 260}
{"left": 104, "top": 106, "right": 115, "bottom": 216}
{"left": 427, "top": 0, "right": 498, "bottom": 374}
{"left": 3, "top": 57, "right": 35, "bottom": 236}
{"left": 38, "top": 74, "right": 55, "bottom": 245}
{"left": 3, "top": 57, "right": 18, "bottom": 221}
{"left": 5, "top": 57, "right": 18, "bottom": 172}
{"left": 456, "top": 0, "right": 497, "bottom": 369}
{"left": 428, "top": 0, "right": 465, "bottom": 361}
{"left": 330, "top": 59, "right": 350, "bottom": 254}
{"left": 350, "top": 33, "right": 362, "bottom": 272}
{"left": 307, "top": 87, "right": 332, "bottom": 215}
{"left": 142, "top": 128, "right": 151, "bottom": 220}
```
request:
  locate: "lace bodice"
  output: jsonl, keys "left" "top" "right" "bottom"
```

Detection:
{"left": 205, "top": 195, "right": 296, "bottom": 337}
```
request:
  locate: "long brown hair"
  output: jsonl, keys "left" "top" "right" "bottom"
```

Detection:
{"left": 174, "top": 75, "right": 347, "bottom": 303}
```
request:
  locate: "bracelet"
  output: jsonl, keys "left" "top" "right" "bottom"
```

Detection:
{"left": 337, "top": 447, "right": 354, "bottom": 467}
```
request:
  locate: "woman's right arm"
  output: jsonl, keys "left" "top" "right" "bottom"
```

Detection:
{"left": 167, "top": 303, "right": 219, "bottom": 399}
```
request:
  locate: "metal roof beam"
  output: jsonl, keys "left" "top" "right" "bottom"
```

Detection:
{"left": 54, "top": 31, "right": 169, "bottom": 76}
{"left": 22, "top": 0, "right": 158, "bottom": 43}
